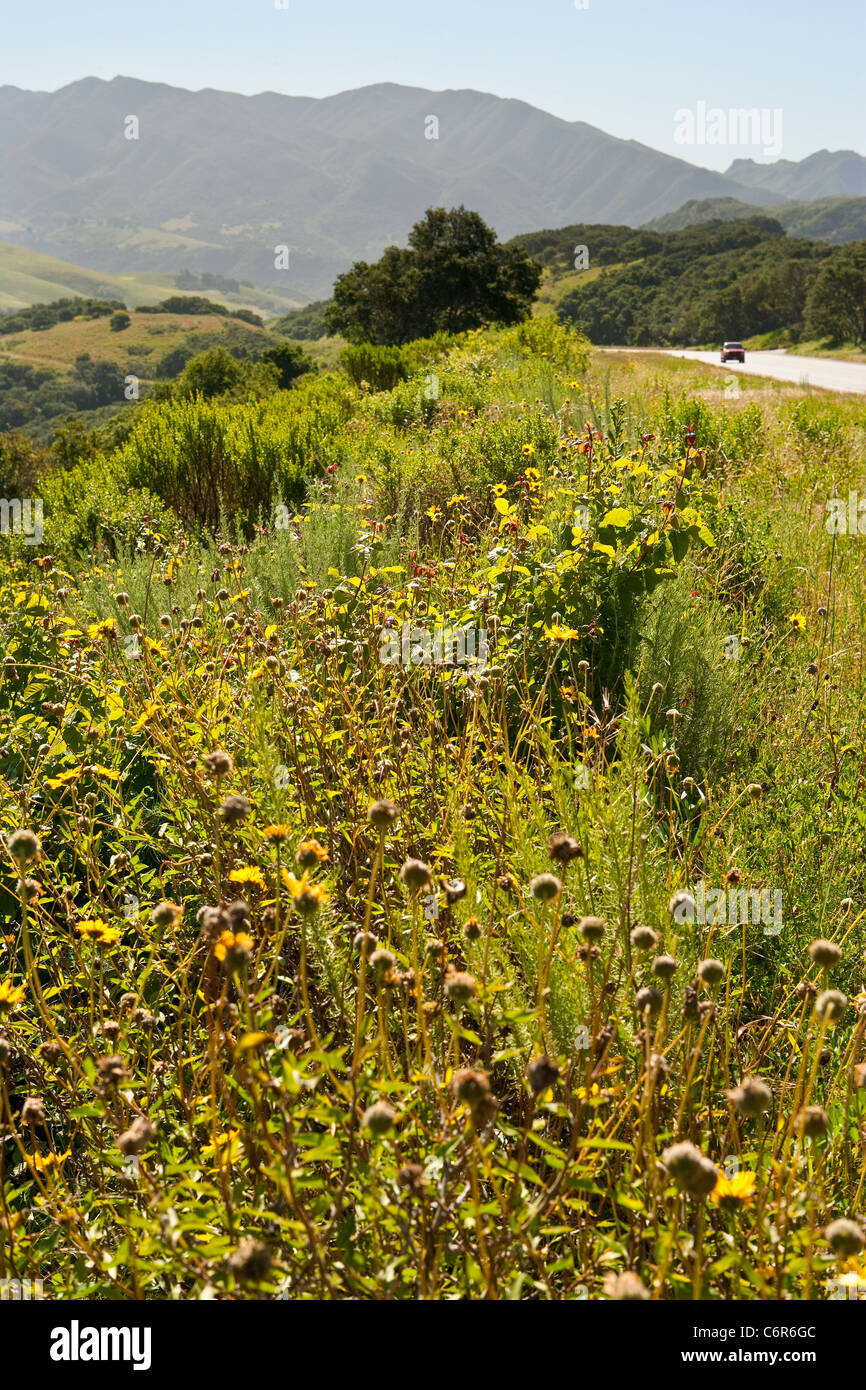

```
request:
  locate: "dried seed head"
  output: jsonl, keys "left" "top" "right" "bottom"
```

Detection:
{"left": 578, "top": 916, "right": 605, "bottom": 943}
{"left": 97, "top": 1055, "right": 129, "bottom": 1085}
{"left": 651, "top": 954, "right": 678, "bottom": 981}
{"left": 7, "top": 829, "right": 39, "bottom": 864}
{"left": 16, "top": 877, "right": 40, "bottom": 903}
{"left": 353, "top": 931, "right": 377, "bottom": 959}
{"left": 463, "top": 915, "right": 482, "bottom": 942}
{"left": 682, "top": 984, "right": 699, "bottom": 1022}
{"left": 202, "top": 749, "right": 233, "bottom": 777}
{"left": 526, "top": 1056, "right": 560, "bottom": 1094}
{"left": 397, "top": 1162, "right": 426, "bottom": 1197}
{"left": 809, "top": 938, "right": 842, "bottom": 969}
{"left": 547, "top": 832, "right": 583, "bottom": 865}
{"left": 697, "top": 958, "right": 725, "bottom": 986}
{"left": 295, "top": 839, "right": 327, "bottom": 869}
{"left": 444, "top": 878, "right": 467, "bottom": 904}
{"left": 445, "top": 969, "right": 477, "bottom": 1004}
{"left": 630, "top": 925, "right": 658, "bottom": 953}
{"left": 634, "top": 986, "right": 663, "bottom": 1018}
{"left": 816, "top": 989, "right": 847, "bottom": 1023}
{"left": 669, "top": 891, "right": 696, "bottom": 924}
{"left": 367, "top": 799, "right": 400, "bottom": 830}
{"left": 663, "top": 1141, "right": 718, "bottom": 1197}
{"left": 399, "top": 858, "right": 432, "bottom": 892}
{"left": 453, "top": 1068, "right": 490, "bottom": 1106}
{"left": 796, "top": 1105, "right": 829, "bottom": 1139}
{"left": 218, "top": 794, "right": 250, "bottom": 827}
{"left": 727, "top": 1076, "right": 773, "bottom": 1117}
{"left": 197, "top": 905, "right": 228, "bottom": 941}
{"left": 151, "top": 901, "right": 180, "bottom": 929}
{"left": 825, "top": 1219, "right": 864, "bottom": 1259}
{"left": 368, "top": 947, "right": 396, "bottom": 979}
{"left": 21, "top": 1096, "right": 45, "bottom": 1125}
{"left": 117, "top": 1116, "right": 154, "bottom": 1156}
{"left": 530, "top": 873, "right": 562, "bottom": 903}
{"left": 363, "top": 1101, "right": 396, "bottom": 1137}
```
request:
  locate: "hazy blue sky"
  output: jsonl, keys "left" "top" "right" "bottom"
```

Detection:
{"left": 2, "top": 0, "right": 863, "bottom": 169}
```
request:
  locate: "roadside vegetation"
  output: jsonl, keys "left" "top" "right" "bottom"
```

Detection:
{"left": 1, "top": 299, "right": 865, "bottom": 1299}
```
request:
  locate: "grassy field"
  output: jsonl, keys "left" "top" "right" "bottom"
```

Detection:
{"left": 0, "top": 310, "right": 272, "bottom": 377}
{"left": 1, "top": 320, "right": 865, "bottom": 1301}
{"left": 0, "top": 241, "right": 303, "bottom": 318}
{"left": 532, "top": 262, "right": 629, "bottom": 314}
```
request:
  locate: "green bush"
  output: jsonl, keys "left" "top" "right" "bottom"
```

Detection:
{"left": 39, "top": 451, "right": 179, "bottom": 557}
{"left": 339, "top": 343, "right": 412, "bottom": 392}
{"left": 113, "top": 375, "right": 357, "bottom": 532}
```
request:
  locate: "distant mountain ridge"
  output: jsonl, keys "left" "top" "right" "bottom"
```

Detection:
{"left": 0, "top": 77, "right": 790, "bottom": 300}
{"left": 0, "top": 78, "right": 863, "bottom": 302}
{"left": 645, "top": 195, "right": 866, "bottom": 243}
{"left": 724, "top": 150, "right": 866, "bottom": 200}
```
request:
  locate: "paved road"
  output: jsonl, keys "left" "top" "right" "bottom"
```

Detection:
{"left": 660, "top": 348, "right": 866, "bottom": 395}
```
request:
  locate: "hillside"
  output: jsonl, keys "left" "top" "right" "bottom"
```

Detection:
{"left": 0, "top": 77, "right": 788, "bottom": 300}
{"left": 0, "top": 303, "right": 277, "bottom": 437}
{"left": 0, "top": 240, "right": 303, "bottom": 316}
{"left": 646, "top": 194, "right": 866, "bottom": 243}
{"left": 0, "top": 306, "right": 270, "bottom": 372}
{"left": 549, "top": 218, "right": 843, "bottom": 346}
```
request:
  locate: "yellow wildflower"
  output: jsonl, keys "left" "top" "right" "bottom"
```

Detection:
{"left": 282, "top": 870, "right": 330, "bottom": 915}
{"left": 214, "top": 931, "right": 254, "bottom": 963}
{"left": 201, "top": 1129, "right": 240, "bottom": 1160}
{"left": 0, "top": 979, "right": 26, "bottom": 1012}
{"left": 229, "top": 866, "right": 267, "bottom": 890}
{"left": 711, "top": 1170, "right": 757, "bottom": 1210}
{"left": 263, "top": 824, "right": 292, "bottom": 844}
{"left": 76, "top": 920, "right": 122, "bottom": 945}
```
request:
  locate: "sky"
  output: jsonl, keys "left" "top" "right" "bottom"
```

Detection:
{"left": 1, "top": 0, "right": 863, "bottom": 170}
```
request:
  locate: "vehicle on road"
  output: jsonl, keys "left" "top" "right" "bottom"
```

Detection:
{"left": 721, "top": 341, "right": 745, "bottom": 363}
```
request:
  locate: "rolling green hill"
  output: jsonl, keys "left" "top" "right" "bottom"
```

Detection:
{"left": 646, "top": 195, "right": 866, "bottom": 243}
{"left": 551, "top": 217, "right": 841, "bottom": 346}
{"left": 0, "top": 241, "right": 304, "bottom": 317}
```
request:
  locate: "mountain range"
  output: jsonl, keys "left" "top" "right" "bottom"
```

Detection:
{"left": 1, "top": 77, "right": 865, "bottom": 302}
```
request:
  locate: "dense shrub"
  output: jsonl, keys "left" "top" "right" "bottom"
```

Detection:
{"left": 113, "top": 375, "right": 357, "bottom": 530}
